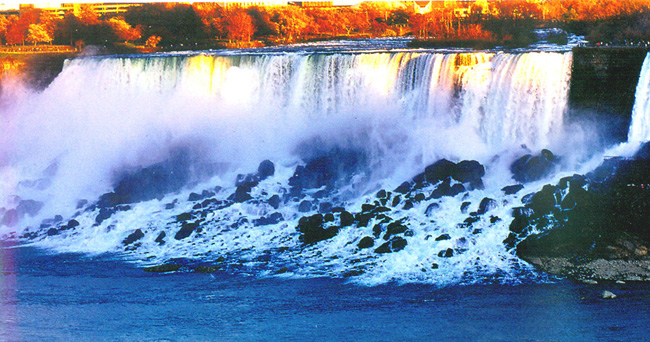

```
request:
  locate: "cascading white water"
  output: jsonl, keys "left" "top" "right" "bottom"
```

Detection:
{"left": 628, "top": 52, "right": 650, "bottom": 144}
{"left": 0, "top": 49, "right": 578, "bottom": 285}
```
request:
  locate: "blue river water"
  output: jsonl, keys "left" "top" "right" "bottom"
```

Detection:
{"left": 1, "top": 246, "right": 649, "bottom": 341}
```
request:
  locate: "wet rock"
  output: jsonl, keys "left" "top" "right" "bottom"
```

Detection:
{"left": 76, "top": 199, "right": 88, "bottom": 209}
{"left": 438, "top": 248, "right": 454, "bottom": 258}
{"left": 289, "top": 148, "right": 363, "bottom": 193}
{"left": 424, "top": 159, "right": 456, "bottom": 183}
{"left": 394, "top": 181, "right": 412, "bottom": 194}
{"left": 155, "top": 231, "right": 166, "bottom": 245}
{"left": 235, "top": 173, "right": 260, "bottom": 188}
{"left": 502, "top": 184, "right": 524, "bottom": 195}
{"left": 425, "top": 203, "right": 440, "bottom": 216}
{"left": 383, "top": 221, "right": 408, "bottom": 240}
{"left": 257, "top": 160, "right": 275, "bottom": 180}
{"left": 376, "top": 189, "right": 388, "bottom": 199}
{"left": 298, "top": 200, "right": 312, "bottom": 213}
{"left": 413, "top": 193, "right": 426, "bottom": 202}
{"left": 402, "top": 200, "right": 414, "bottom": 210}
{"left": 358, "top": 236, "right": 375, "bottom": 249}
{"left": 324, "top": 213, "right": 335, "bottom": 222}
{"left": 195, "top": 266, "right": 220, "bottom": 273}
{"left": 319, "top": 202, "right": 333, "bottom": 213}
{"left": 340, "top": 211, "right": 355, "bottom": 227}
{"left": 175, "top": 222, "right": 199, "bottom": 240}
{"left": 144, "top": 264, "right": 182, "bottom": 273}
{"left": 188, "top": 192, "right": 204, "bottom": 202}
{"left": 231, "top": 184, "right": 253, "bottom": 203}
{"left": 176, "top": 212, "right": 192, "bottom": 222}
{"left": 374, "top": 236, "right": 407, "bottom": 254}
{"left": 460, "top": 201, "right": 471, "bottom": 213}
{"left": 435, "top": 234, "right": 451, "bottom": 241}
{"left": 123, "top": 229, "right": 145, "bottom": 245}
{"left": 111, "top": 151, "right": 194, "bottom": 205}
{"left": 452, "top": 160, "right": 485, "bottom": 183}
{"left": 391, "top": 196, "right": 401, "bottom": 207}
{"left": 268, "top": 195, "right": 281, "bottom": 210}
{"left": 477, "top": 197, "right": 497, "bottom": 215}
{"left": 67, "top": 219, "right": 80, "bottom": 229}
{"left": 46, "top": 228, "right": 58, "bottom": 236}
{"left": 529, "top": 185, "right": 557, "bottom": 215}
{"left": 95, "top": 207, "right": 116, "bottom": 225}
{"left": 510, "top": 149, "right": 558, "bottom": 183}
{"left": 274, "top": 267, "right": 289, "bottom": 274}
{"left": 253, "top": 212, "right": 284, "bottom": 226}
{"left": 297, "top": 214, "right": 338, "bottom": 244}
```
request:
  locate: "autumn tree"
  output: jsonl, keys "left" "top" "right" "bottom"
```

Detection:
{"left": 145, "top": 35, "right": 162, "bottom": 47}
{"left": 108, "top": 17, "right": 141, "bottom": 43}
{"left": 0, "top": 15, "right": 8, "bottom": 44}
{"left": 224, "top": 9, "right": 255, "bottom": 42}
{"left": 26, "top": 23, "right": 52, "bottom": 45}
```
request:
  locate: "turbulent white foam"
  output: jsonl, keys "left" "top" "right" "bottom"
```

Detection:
{"left": 1, "top": 49, "right": 582, "bottom": 285}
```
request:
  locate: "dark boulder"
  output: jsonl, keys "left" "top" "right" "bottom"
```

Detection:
{"left": 111, "top": 150, "right": 194, "bottom": 205}
{"left": 477, "top": 198, "right": 497, "bottom": 215}
{"left": 253, "top": 213, "right": 284, "bottom": 226}
{"left": 297, "top": 214, "right": 338, "bottom": 244}
{"left": 374, "top": 236, "right": 407, "bottom": 253}
{"left": 383, "top": 221, "right": 408, "bottom": 240}
{"left": 502, "top": 184, "right": 524, "bottom": 195}
{"left": 394, "top": 181, "right": 412, "bottom": 194}
{"left": 529, "top": 185, "right": 557, "bottom": 215}
{"left": 435, "top": 233, "right": 451, "bottom": 241}
{"left": 340, "top": 211, "right": 355, "bottom": 227}
{"left": 155, "top": 231, "right": 166, "bottom": 245}
{"left": 424, "top": 159, "right": 456, "bottom": 183}
{"left": 298, "top": 200, "right": 312, "bottom": 213}
{"left": 438, "top": 248, "right": 454, "bottom": 258}
{"left": 460, "top": 201, "right": 471, "bottom": 213}
{"left": 235, "top": 173, "right": 260, "bottom": 188}
{"left": 268, "top": 195, "right": 281, "bottom": 209}
{"left": 231, "top": 184, "right": 253, "bottom": 203}
{"left": 46, "top": 228, "right": 58, "bottom": 236}
{"left": 357, "top": 236, "right": 375, "bottom": 249}
{"left": 95, "top": 207, "right": 116, "bottom": 225}
{"left": 452, "top": 160, "right": 485, "bottom": 183}
{"left": 289, "top": 148, "right": 364, "bottom": 193}
{"left": 510, "top": 149, "right": 558, "bottom": 183}
{"left": 123, "top": 229, "right": 145, "bottom": 245}
{"left": 257, "top": 160, "right": 275, "bottom": 180}
{"left": 144, "top": 264, "right": 182, "bottom": 273}
{"left": 175, "top": 222, "right": 199, "bottom": 240}
{"left": 318, "top": 202, "right": 333, "bottom": 213}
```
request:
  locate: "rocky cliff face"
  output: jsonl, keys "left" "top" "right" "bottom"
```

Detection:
{"left": 569, "top": 47, "right": 650, "bottom": 143}
{"left": 513, "top": 143, "right": 650, "bottom": 282}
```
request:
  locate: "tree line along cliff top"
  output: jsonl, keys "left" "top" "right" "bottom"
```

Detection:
{"left": 1, "top": 0, "right": 650, "bottom": 52}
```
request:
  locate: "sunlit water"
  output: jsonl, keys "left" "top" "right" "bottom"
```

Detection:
{"left": 1, "top": 39, "right": 650, "bottom": 340}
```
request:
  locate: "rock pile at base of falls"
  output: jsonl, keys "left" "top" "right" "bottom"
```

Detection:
{"left": 510, "top": 143, "right": 650, "bottom": 282}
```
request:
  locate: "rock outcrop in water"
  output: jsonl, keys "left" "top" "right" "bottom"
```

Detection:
{"left": 513, "top": 143, "right": 650, "bottom": 282}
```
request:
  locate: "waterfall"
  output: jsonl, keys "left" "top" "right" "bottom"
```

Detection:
{"left": 0, "top": 49, "right": 577, "bottom": 285}
{"left": 628, "top": 52, "right": 650, "bottom": 143}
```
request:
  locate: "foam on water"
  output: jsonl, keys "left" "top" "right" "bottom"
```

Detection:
{"left": 0, "top": 48, "right": 606, "bottom": 285}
